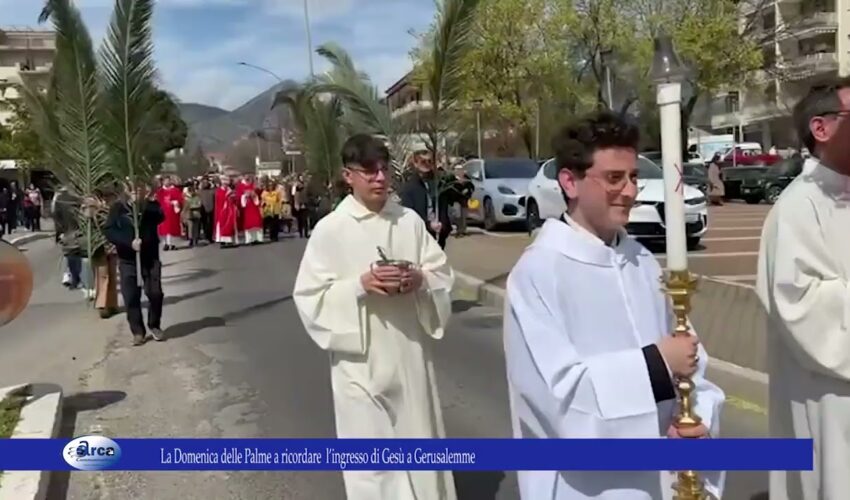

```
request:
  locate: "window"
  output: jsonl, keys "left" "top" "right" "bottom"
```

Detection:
{"left": 483, "top": 158, "right": 539, "bottom": 179}
{"left": 766, "top": 81, "right": 777, "bottom": 102}
{"left": 542, "top": 159, "right": 558, "bottom": 180}
{"left": 725, "top": 92, "right": 740, "bottom": 114}
{"left": 464, "top": 161, "right": 483, "bottom": 180}
{"left": 762, "top": 11, "right": 775, "bottom": 31}
{"left": 637, "top": 157, "right": 663, "bottom": 179}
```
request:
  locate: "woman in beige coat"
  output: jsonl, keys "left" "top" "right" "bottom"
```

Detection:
{"left": 707, "top": 154, "right": 725, "bottom": 205}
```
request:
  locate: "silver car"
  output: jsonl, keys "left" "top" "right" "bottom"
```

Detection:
{"left": 462, "top": 158, "right": 538, "bottom": 230}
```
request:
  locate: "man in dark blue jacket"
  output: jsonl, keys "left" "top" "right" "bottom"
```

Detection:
{"left": 104, "top": 182, "right": 166, "bottom": 346}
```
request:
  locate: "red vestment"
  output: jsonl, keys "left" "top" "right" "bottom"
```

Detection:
{"left": 216, "top": 187, "right": 238, "bottom": 241}
{"left": 214, "top": 187, "right": 227, "bottom": 241}
{"left": 156, "top": 186, "right": 184, "bottom": 237}
{"left": 236, "top": 181, "right": 263, "bottom": 231}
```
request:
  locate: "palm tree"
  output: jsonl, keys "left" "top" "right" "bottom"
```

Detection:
{"left": 272, "top": 86, "right": 343, "bottom": 199}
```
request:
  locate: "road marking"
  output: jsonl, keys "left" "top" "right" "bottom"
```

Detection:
{"left": 701, "top": 236, "right": 760, "bottom": 242}
{"left": 656, "top": 251, "right": 758, "bottom": 259}
{"left": 726, "top": 395, "right": 768, "bottom": 416}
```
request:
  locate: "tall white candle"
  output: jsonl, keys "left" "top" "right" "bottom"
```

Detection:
{"left": 657, "top": 82, "right": 688, "bottom": 272}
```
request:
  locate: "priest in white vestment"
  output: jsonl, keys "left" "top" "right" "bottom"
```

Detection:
{"left": 757, "top": 81, "right": 850, "bottom": 500}
{"left": 293, "top": 134, "right": 456, "bottom": 500}
{"left": 504, "top": 111, "right": 725, "bottom": 500}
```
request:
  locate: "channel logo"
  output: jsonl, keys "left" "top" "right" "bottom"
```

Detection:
{"left": 63, "top": 435, "right": 122, "bottom": 470}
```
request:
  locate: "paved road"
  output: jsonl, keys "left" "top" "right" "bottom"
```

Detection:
{"left": 458, "top": 201, "right": 769, "bottom": 288}
{"left": 1, "top": 236, "right": 766, "bottom": 499}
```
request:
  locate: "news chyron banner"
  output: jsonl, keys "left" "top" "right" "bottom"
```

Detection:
{"left": 0, "top": 437, "right": 813, "bottom": 471}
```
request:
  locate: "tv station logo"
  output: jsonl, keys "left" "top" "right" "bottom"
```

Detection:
{"left": 64, "top": 435, "right": 122, "bottom": 470}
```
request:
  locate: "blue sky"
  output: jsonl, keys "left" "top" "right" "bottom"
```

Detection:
{"left": 2, "top": 0, "right": 435, "bottom": 110}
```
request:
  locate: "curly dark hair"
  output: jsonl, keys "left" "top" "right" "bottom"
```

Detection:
{"left": 552, "top": 110, "right": 640, "bottom": 177}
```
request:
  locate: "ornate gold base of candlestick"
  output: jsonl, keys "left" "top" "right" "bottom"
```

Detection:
{"left": 664, "top": 270, "right": 708, "bottom": 500}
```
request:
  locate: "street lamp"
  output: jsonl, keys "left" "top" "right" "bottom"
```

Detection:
{"left": 649, "top": 33, "right": 706, "bottom": 500}
{"left": 471, "top": 99, "right": 483, "bottom": 158}
{"left": 303, "top": 0, "right": 315, "bottom": 77}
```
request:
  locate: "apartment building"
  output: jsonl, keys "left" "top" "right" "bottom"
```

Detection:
{"left": 701, "top": 0, "right": 849, "bottom": 149}
{"left": 0, "top": 26, "right": 56, "bottom": 125}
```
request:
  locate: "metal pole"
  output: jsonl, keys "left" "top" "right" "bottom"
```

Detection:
{"left": 303, "top": 0, "right": 315, "bottom": 77}
{"left": 476, "top": 109, "right": 482, "bottom": 158}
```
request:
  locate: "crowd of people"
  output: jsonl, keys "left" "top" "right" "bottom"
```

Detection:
{"left": 293, "top": 76, "right": 850, "bottom": 500}
{"left": 0, "top": 180, "right": 45, "bottom": 236}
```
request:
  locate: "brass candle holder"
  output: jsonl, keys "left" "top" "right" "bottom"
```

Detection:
{"left": 664, "top": 270, "right": 708, "bottom": 500}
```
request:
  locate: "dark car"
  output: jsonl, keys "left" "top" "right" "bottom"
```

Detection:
{"left": 722, "top": 165, "right": 769, "bottom": 202}
{"left": 739, "top": 156, "right": 803, "bottom": 205}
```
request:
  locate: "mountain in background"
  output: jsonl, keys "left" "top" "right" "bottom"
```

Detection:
{"left": 178, "top": 80, "right": 299, "bottom": 154}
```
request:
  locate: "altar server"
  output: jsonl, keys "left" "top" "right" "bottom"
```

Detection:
{"left": 293, "top": 134, "right": 456, "bottom": 500}
{"left": 757, "top": 78, "right": 850, "bottom": 500}
{"left": 504, "top": 111, "right": 725, "bottom": 500}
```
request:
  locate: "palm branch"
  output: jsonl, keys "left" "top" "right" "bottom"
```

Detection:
{"left": 32, "top": 0, "right": 112, "bottom": 275}
{"left": 423, "top": 0, "right": 481, "bottom": 160}
{"left": 98, "top": 0, "right": 159, "bottom": 276}
{"left": 309, "top": 42, "right": 412, "bottom": 182}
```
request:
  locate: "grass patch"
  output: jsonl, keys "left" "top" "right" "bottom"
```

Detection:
{"left": 0, "top": 394, "right": 25, "bottom": 487}
{"left": 0, "top": 394, "right": 24, "bottom": 439}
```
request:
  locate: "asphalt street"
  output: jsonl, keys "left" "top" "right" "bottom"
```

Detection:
{"left": 1, "top": 236, "right": 767, "bottom": 499}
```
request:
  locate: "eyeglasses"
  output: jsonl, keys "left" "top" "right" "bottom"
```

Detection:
{"left": 347, "top": 165, "right": 389, "bottom": 180}
{"left": 818, "top": 110, "right": 850, "bottom": 119}
{"left": 584, "top": 171, "right": 639, "bottom": 193}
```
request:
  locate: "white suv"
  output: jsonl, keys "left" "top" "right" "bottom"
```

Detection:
{"left": 526, "top": 155, "right": 709, "bottom": 248}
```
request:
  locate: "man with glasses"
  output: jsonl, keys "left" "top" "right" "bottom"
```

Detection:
{"left": 757, "top": 78, "right": 850, "bottom": 500}
{"left": 400, "top": 150, "right": 453, "bottom": 249}
{"left": 503, "top": 111, "right": 725, "bottom": 499}
{"left": 293, "top": 134, "right": 456, "bottom": 500}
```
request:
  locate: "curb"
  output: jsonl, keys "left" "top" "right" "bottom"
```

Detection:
{"left": 4, "top": 233, "right": 51, "bottom": 247}
{"left": 452, "top": 271, "right": 769, "bottom": 409}
{"left": 0, "top": 383, "right": 64, "bottom": 500}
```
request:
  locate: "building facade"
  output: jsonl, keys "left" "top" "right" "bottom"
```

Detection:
{"left": 0, "top": 27, "right": 56, "bottom": 125}
{"left": 701, "top": 0, "right": 848, "bottom": 149}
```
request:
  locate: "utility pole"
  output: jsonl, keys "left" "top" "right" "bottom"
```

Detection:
{"left": 303, "top": 0, "right": 315, "bottom": 77}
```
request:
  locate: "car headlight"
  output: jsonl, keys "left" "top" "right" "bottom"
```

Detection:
{"left": 497, "top": 185, "right": 515, "bottom": 195}
{"left": 686, "top": 196, "right": 706, "bottom": 205}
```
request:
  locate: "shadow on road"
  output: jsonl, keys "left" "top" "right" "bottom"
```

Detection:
{"left": 454, "top": 470, "right": 507, "bottom": 499}
{"left": 452, "top": 300, "right": 480, "bottom": 313}
{"left": 47, "top": 390, "right": 127, "bottom": 500}
{"left": 164, "top": 295, "right": 293, "bottom": 340}
{"left": 162, "top": 268, "right": 219, "bottom": 285}
{"left": 115, "top": 286, "right": 223, "bottom": 313}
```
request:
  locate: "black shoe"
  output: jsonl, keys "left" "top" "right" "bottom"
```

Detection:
{"left": 149, "top": 328, "right": 166, "bottom": 342}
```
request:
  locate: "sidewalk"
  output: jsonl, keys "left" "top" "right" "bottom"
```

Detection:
{"left": 445, "top": 233, "right": 768, "bottom": 374}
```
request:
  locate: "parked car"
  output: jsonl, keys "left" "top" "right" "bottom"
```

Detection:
{"left": 739, "top": 156, "right": 804, "bottom": 204}
{"left": 721, "top": 165, "right": 769, "bottom": 202}
{"left": 462, "top": 157, "right": 538, "bottom": 230}
{"left": 719, "top": 143, "right": 781, "bottom": 168}
{"left": 682, "top": 162, "right": 709, "bottom": 195}
{"left": 526, "top": 155, "right": 708, "bottom": 248}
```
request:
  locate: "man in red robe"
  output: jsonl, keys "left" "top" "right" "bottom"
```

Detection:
{"left": 156, "top": 175, "right": 183, "bottom": 250}
{"left": 236, "top": 175, "right": 264, "bottom": 244}
{"left": 214, "top": 175, "right": 238, "bottom": 247}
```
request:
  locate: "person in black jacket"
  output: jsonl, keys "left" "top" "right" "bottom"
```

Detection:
{"left": 104, "top": 182, "right": 166, "bottom": 346}
{"left": 400, "top": 150, "right": 452, "bottom": 249}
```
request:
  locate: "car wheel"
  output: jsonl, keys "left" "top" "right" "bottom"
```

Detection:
{"left": 687, "top": 237, "right": 700, "bottom": 251}
{"left": 744, "top": 196, "right": 761, "bottom": 205}
{"left": 526, "top": 199, "right": 541, "bottom": 234}
{"left": 483, "top": 198, "right": 497, "bottom": 231}
{"left": 765, "top": 185, "right": 782, "bottom": 205}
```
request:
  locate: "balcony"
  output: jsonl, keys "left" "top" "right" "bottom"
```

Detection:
{"left": 17, "top": 62, "right": 52, "bottom": 75}
{"left": 777, "top": 12, "right": 837, "bottom": 41}
{"left": 778, "top": 52, "right": 838, "bottom": 81}
{"left": 390, "top": 100, "right": 433, "bottom": 119}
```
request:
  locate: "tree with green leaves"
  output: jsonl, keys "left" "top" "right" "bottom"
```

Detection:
{"left": 0, "top": 99, "right": 47, "bottom": 182}
{"left": 144, "top": 90, "right": 188, "bottom": 170}
{"left": 451, "top": 0, "right": 582, "bottom": 157}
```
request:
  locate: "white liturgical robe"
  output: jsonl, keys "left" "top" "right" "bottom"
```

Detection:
{"left": 504, "top": 215, "right": 726, "bottom": 500}
{"left": 757, "top": 159, "right": 850, "bottom": 500}
{"left": 293, "top": 195, "right": 456, "bottom": 500}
